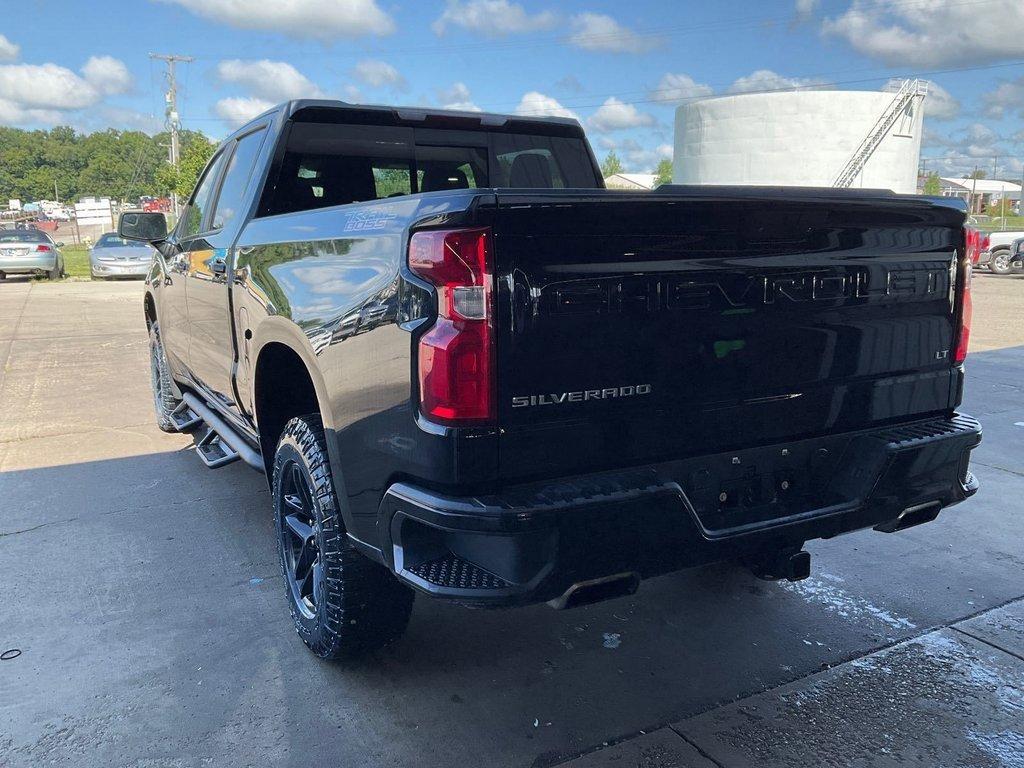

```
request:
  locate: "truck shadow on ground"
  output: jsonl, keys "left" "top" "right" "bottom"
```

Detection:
{"left": 3, "top": 343, "right": 1023, "bottom": 767}
{"left": 1, "top": 445, "right": 954, "bottom": 768}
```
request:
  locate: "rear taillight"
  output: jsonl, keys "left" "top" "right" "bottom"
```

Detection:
{"left": 35, "top": 244, "right": 51, "bottom": 252}
{"left": 956, "top": 227, "right": 976, "bottom": 364}
{"left": 408, "top": 227, "right": 494, "bottom": 424}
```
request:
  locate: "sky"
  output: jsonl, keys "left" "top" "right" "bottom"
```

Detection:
{"left": 0, "top": 0, "right": 1023, "bottom": 177}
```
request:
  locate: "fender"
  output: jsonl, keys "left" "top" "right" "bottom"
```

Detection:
{"left": 249, "top": 315, "right": 336, "bottom": 435}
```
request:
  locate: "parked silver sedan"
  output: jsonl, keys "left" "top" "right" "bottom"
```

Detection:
{"left": 0, "top": 228, "right": 65, "bottom": 280}
{"left": 90, "top": 233, "right": 157, "bottom": 279}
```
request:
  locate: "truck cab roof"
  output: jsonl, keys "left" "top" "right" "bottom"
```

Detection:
{"left": 232, "top": 99, "right": 585, "bottom": 144}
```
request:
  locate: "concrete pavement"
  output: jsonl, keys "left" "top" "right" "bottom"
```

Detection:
{"left": 1, "top": 275, "right": 1022, "bottom": 768}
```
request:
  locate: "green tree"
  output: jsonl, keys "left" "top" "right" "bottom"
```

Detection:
{"left": 0, "top": 125, "right": 214, "bottom": 204}
{"left": 655, "top": 158, "right": 673, "bottom": 187}
{"left": 600, "top": 150, "right": 623, "bottom": 178}
{"left": 155, "top": 135, "right": 215, "bottom": 200}
{"left": 922, "top": 172, "right": 941, "bottom": 195}
{"left": 988, "top": 198, "right": 1013, "bottom": 218}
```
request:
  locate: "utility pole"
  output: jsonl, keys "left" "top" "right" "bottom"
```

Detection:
{"left": 149, "top": 53, "right": 193, "bottom": 219}
{"left": 971, "top": 165, "right": 979, "bottom": 216}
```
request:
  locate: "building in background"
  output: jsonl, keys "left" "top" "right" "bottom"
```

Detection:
{"left": 604, "top": 173, "right": 659, "bottom": 190}
{"left": 673, "top": 82, "right": 926, "bottom": 194}
{"left": 938, "top": 178, "right": 1022, "bottom": 213}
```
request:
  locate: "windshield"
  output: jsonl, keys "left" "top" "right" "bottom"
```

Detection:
{"left": 95, "top": 233, "right": 148, "bottom": 248}
{"left": 0, "top": 229, "right": 49, "bottom": 243}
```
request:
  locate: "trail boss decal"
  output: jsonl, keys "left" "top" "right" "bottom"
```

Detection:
{"left": 512, "top": 384, "right": 652, "bottom": 408}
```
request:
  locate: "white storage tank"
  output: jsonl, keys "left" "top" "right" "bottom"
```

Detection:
{"left": 673, "top": 85, "right": 926, "bottom": 194}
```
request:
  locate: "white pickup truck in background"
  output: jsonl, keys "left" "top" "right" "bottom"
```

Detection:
{"left": 980, "top": 229, "right": 1024, "bottom": 274}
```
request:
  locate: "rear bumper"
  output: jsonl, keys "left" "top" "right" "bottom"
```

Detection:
{"left": 376, "top": 414, "right": 981, "bottom": 607}
{"left": 0, "top": 254, "right": 57, "bottom": 273}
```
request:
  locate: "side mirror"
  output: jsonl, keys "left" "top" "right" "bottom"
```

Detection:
{"left": 55, "top": 241, "right": 65, "bottom": 247}
{"left": 118, "top": 211, "right": 168, "bottom": 243}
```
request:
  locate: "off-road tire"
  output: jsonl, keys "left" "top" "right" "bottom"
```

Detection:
{"left": 149, "top": 322, "right": 180, "bottom": 432}
{"left": 273, "top": 415, "right": 414, "bottom": 660}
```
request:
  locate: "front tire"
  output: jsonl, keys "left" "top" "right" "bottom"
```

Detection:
{"left": 989, "top": 250, "right": 1013, "bottom": 275}
{"left": 149, "top": 322, "right": 180, "bottom": 432}
{"left": 273, "top": 415, "right": 413, "bottom": 660}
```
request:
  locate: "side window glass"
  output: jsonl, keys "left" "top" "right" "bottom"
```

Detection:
{"left": 210, "top": 129, "right": 266, "bottom": 231}
{"left": 182, "top": 151, "right": 227, "bottom": 238}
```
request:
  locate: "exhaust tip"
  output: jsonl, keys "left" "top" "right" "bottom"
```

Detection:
{"left": 745, "top": 549, "right": 811, "bottom": 582}
{"left": 875, "top": 501, "right": 941, "bottom": 533}
{"left": 548, "top": 572, "right": 640, "bottom": 610}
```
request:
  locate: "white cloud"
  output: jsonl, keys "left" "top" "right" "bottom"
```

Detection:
{"left": 0, "top": 34, "right": 19, "bottom": 62}
{"left": 728, "top": 69, "right": 826, "bottom": 94}
{"left": 82, "top": 55, "right": 133, "bottom": 96}
{"left": 0, "top": 63, "right": 101, "bottom": 110}
{"left": 795, "top": 0, "right": 819, "bottom": 18}
{"left": 822, "top": 0, "right": 1024, "bottom": 66}
{"left": 921, "top": 82, "right": 960, "bottom": 121}
{"left": 0, "top": 56, "right": 134, "bottom": 127}
{"left": 514, "top": 91, "right": 579, "bottom": 120}
{"left": 602, "top": 137, "right": 670, "bottom": 172}
{"left": 432, "top": 0, "right": 557, "bottom": 36}
{"left": 650, "top": 72, "right": 712, "bottom": 104}
{"left": 158, "top": 0, "right": 395, "bottom": 40}
{"left": 567, "top": 13, "right": 661, "bottom": 54}
{"left": 437, "top": 82, "right": 482, "bottom": 112}
{"left": 353, "top": 60, "right": 406, "bottom": 90}
{"left": 214, "top": 96, "right": 275, "bottom": 127}
{"left": 589, "top": 97, "right": 656, "bottom": 132}
{"left": 982, "top": 75, "right": 1024, "bottom": 120}
{"left": 216, "top": 59, "right": 324, "bottom": 102}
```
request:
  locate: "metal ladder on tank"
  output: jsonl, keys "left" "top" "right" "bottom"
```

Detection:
{"left": 832, "top": 78, "right": 928, "bottom": 188}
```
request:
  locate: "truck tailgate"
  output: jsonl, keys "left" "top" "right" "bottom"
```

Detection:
{"left": 492, "top": 188, "right": 966, "bottom": 482}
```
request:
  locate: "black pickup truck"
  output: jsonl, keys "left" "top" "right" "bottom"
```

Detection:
{"left": 120, "top": 99, "right": 981, "bottom": 660}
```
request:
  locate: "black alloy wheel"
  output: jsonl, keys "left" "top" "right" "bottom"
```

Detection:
{"left": 278, "top": 459, "right": 323, "bottom": 620}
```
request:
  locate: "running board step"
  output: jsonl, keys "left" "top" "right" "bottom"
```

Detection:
{"left": 169, "top": 401, "right": 202, "bottom": 432}
{"left": 181, "top": 392, "right": 264, "bottom": 472}
{"left": 195, "top": 428, "right": 240, "bottom": 468}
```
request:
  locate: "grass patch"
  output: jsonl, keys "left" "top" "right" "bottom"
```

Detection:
{"left": 977, "top": 217, "right": 1024, "bottom": 233}
{"left": 62, "top": 244, "right": 91, "bottom": 279}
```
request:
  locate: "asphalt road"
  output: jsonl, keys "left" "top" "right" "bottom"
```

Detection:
{"left": 1, "top": 274, "right": 1022, "bottom": 768}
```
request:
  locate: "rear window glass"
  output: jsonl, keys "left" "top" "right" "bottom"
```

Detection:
{"left": 258, "top": 120, "right": 598, "bottom": 218}
{"left": 492, "top": 135, "right": 596, "bottom": 189}
{"left": 0, "top": 229, "right": 49, "bottom": 243}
